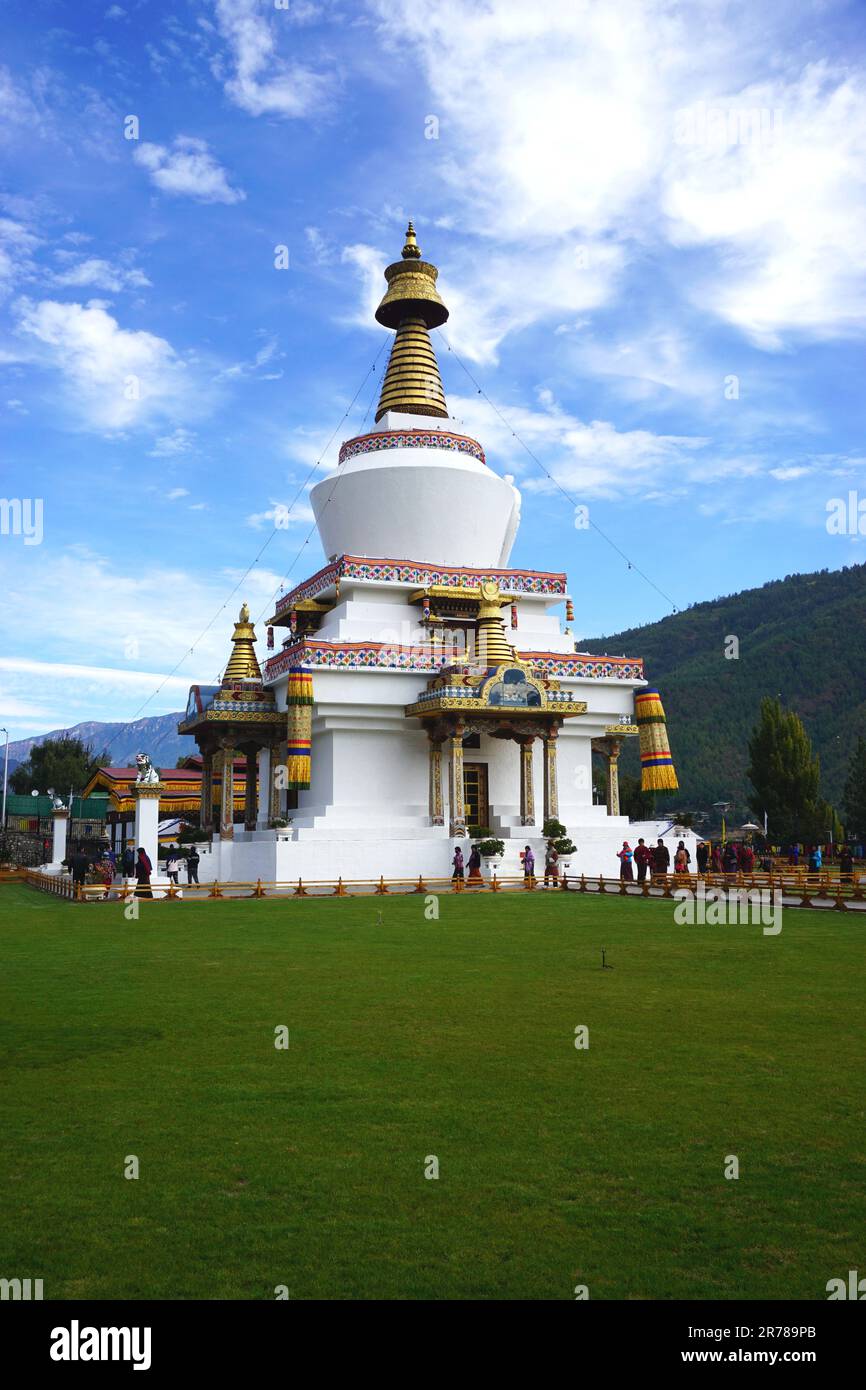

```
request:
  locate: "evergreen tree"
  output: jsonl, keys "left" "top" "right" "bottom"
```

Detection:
{"left": 842, "top": 735, "right": 866, "bottom": 838}
{"left": 746, "top": 698, "right": 821, "bottom": 844}
{"left": 10, "top": 736, "right": 109, "bottom": 797}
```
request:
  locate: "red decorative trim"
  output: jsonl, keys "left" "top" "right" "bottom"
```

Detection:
{"left": 338, "top": 429, "right": 485, "bottom": 466}
{"left": 274, "top": 556, "right": 568, "bottom": 616}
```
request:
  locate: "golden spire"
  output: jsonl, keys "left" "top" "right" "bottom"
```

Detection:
{"left": 222, "top": 602, "right": 263, "bottom": 683}
{"left": 374, "top": 221, "right": 449, "bottom": 423}
{"left": 475, "top": 580, "right": 517, "bottom": 665}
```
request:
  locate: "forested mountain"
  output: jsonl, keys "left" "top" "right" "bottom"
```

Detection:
{"left": 581, "top": 563, "right": 866, "bottom": 812}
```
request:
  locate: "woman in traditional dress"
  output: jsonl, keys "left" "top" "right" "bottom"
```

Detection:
{"left": 617, "top": 841, "right": 634, "bottom": 880}
{"left": 135, "top": 846, "right": 153, "bottom": 899}
{"left": 467, "top": 844, "right": 482, "bottom": 884}
{"left": 544, "top": 840, "right": 559, "bottom": 887}
{"left": 674, "top": 842, "right": 690, "bottom": 874}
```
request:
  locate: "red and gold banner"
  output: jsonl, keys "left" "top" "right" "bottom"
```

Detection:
{"left": 635, "top": 687, "right": 679, "bottom": 792}
{"left": 286, "top": 668, "right": 313, "bottom": 790}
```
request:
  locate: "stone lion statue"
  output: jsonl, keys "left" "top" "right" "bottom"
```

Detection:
{"left": 134, "top": 753, "right": 160, "bottom": 785}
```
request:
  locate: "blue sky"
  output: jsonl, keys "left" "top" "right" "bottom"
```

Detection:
{"left": 1, "top": 0, "right": 865, "bottom": 742}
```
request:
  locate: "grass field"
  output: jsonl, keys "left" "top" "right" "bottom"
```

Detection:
{"left": 1, "top": 881, "right": 863, "bottom": 1300}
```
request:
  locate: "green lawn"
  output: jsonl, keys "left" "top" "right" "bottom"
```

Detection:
{"left": 0, "top": 882, "right": 863, "bottom": 1300}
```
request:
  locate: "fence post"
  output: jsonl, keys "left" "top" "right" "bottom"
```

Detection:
{"left": 333, "top": 877, "right": 347, "bottom": 897}
{"left": 375, "top": 875, "right": 389, "bottom": 895}
{"left": 209, "top": 880, "right": 223, "bottom": 899}
{"left": 294, "top": 877, "right": 307, "bottom": 897}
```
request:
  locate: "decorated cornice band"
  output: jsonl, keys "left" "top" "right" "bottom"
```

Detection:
{"left": 273, "top": 557, "right": 568, "bottom": 620}
{"left": 264, "top": 639, "right": 644, "bottom": 682}
{"left": 338, "top": 429, "right": 486, "bottom": 467}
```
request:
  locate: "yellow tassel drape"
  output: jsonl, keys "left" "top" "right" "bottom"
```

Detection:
{"left": 286, "top": 668, "right": 313, "bottom": 790}
{"left": 636, "top": 687, "right": 679, "bottom": 792}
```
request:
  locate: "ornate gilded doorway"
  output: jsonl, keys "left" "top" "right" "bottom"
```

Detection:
{"left": 463, "top": 763, "right": 489, "bottom": 830}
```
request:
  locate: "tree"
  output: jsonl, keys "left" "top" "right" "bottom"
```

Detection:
{"left": 10, "top": 736, "right": 109, "bottom": 797}
{"left": 619, "top": 773, "right": 655, "bottom": 821}
{"left": 842, "top": 735, "right": 866, "bottom": 838}
{"left": 746, "top": 698, "right": 820, "bottom": 844}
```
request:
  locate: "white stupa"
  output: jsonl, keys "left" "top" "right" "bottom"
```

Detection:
{"left": 182, "top": 223, "right": 691, "bottom": 882}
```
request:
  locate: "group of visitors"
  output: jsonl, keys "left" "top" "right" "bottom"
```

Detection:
{"left": 451, "top": 839, "right": 568, "bottom": 886}
{"left": 63, "top": 842, "right": 202, "bottom": 897}
{"left": 616, "top": 838, "right": 691, "bottom": 880}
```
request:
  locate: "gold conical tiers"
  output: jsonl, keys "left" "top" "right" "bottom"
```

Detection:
{"left": 374, "top": 222, "right": 450, "bottom": 422}
{"left": 222, "top": 602, "right": 263, "bottom": 683}
{"left": 475, "top": 581, "right": 517, "bottom": 664}
{"left": 375, "top": 316, "right": 448, "bottom": 421}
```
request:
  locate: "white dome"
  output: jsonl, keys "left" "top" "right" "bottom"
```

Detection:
{"left": 311, "top": 416, "right": 521, "bottom": 567}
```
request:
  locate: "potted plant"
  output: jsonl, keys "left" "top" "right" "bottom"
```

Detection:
{"left": 478, "top": 836, "right": 505, "bottom": 875}
{"left": 554, "top": 836, "right": 577, "bottom": 871}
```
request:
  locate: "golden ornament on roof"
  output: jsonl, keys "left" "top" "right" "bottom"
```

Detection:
{"left": 374, "top": 221, "right": 450, "bottom": 423}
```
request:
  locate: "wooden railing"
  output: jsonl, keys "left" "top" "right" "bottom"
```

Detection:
{"left": 25, "top": 868, "right": 76, "bottom": 898}
{"left": 22, "top": 866, "right": 866, "bottom": 910}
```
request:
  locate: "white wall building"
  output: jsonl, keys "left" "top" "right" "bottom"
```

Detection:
{"left": 183, "top": 223, "right": 692, "bottom": 883}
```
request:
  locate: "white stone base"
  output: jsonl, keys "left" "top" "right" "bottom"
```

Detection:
{"left": 195, "top": 821, "right": 700, "bottom": 885}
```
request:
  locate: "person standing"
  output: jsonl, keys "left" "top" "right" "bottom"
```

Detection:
{"left": 452, "top": 845, "right": 465, "bottom": 881}
{"left": 123, "top": 843, "right": 135, "bottom": 878}
{"left": 543, "top": 840, "right": 559, "bottom": 887}
{"left": 696, "top": 840, "right": 709, "bottom": 874}
{"left": 617, "top": 841, "right": 634, "bottom": 880}
{"left": 135, "top": 846, "right": 153, "bottom": 899}
{"left": 634, "top": 838, "right": 652, "bottom": 882}
{"left": 67, "top": 850, "right": 90, "bottom": 895}
{"left": 839, "top": 845, "right": 854, "bottom": 883}
{"left": 674, "top": 841, "right": 690, "bottom": 874}
{"left": 186, "top": 845, "right": 200, "bottom": 885}
{"left": 711, "top": 842, "right": 723, "bottom": 873}
{"left": 466, "top": 844, "right": 482, "bottom": 884}
{"left": 523, "top": 845, "right": 535, "bottom": 884}
{"left": 652, "top": 838, "right": 670, "bottom": 878}
{"left": 165, "top": 848, "right": 180, "bottom": 887}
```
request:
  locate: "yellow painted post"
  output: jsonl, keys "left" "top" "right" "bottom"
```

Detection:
{"left": 375, "top": 875, "right": 389, "bottom": 895}
{"left": 209, "top": 880, "right": 223, "bottom": 899}
{"left": 294, "top": 877, "right": 307, "bottom": 897}
{"left": 413, "top": 875, "right": 427, "bottom": 893}
{"left": 253, "top": 879, "right": 265, "bottom": 898}
{"left": 598, "top": 874, "right": 605, "bottom": 894}
{"left": 490, "top": 873, "right": 501, "bottom": 892}
{"left": 333, "top": 877, "right": 347, "bottom": 897}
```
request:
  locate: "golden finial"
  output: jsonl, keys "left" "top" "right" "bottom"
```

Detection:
{"left": 223, "top": 602, "right": 262, "bottom": 683}
{"left": 402, "top": 221, "right": 421, "bottom": 259}
{"left": 374, "top": 220, "right": 450, "bottom": 421}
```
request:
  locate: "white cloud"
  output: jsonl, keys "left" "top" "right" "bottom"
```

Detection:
{"left": 370, "top": 1, "right": 866, "bottom": 352}
{"left": 13, "top": 298, "right": 210, "bottom": 432}
{"left": 133, "top": 135, "right": 245, "bottom": 204}
{"left": 444, "top": 390, "right": 711, "bottom": 500}
{"left": 166, "top": 487, "right": 190, "bottom": 500}
{"left": 247, "top": 500, "right": 316, "bottom": 530}
{"left": 53, "top": 257, "right": 151, "bottom": 292}
{"left": 213, "top": 0, "right": 331, "bottom": 118}
{"left": 149, "top": 427, "right": 196, "bottom": 457}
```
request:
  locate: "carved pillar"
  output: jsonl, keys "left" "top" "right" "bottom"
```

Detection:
{"left": 220, "top": 743, "right": 235, "bottom": 839}
{"left": 543, "top": 727, "right": 559, "bottom": 823}
{"left": 449, "top": 724, "right": 466, "bottom": 835}
{"left": 606, "top": 739, "right": 622, "bottom": 817}
{"left": 520, "top": 737, "right": 536, "bottom": 826}
{"left": 211, "top": 750, "right": 222, "bottom": 831}
{"left": 200, "top": 749, "right": 213, "bottom": 830}
{"left": 256, "top": 745, "right": 271, "bottom": 828}
{"left": 269, "top": 740, "right": 283, "bottom": 824}
{"left": 428, "top": 735, "right": 444, "bottom": 826}
{"left": 244, "top": 750, "right": 257, "bottom": 831}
